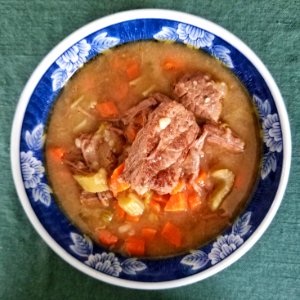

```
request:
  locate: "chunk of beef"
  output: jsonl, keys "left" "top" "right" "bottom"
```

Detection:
{"left": 121, "top": 93, "right": 171, "bottom": 125}
{"left": 121, "top": 101, "right": 199, "bottom": 194}
{"left": 174, "top": 73, "right": 227, "bottom": 122}
{"left": 204, "top": 123, "right": 245, "bottom": 153}
{"left": 80, "top": 190, "right": 114, "bottom": 207}
{"left": 75, "top": 125, "right": 125, "bottom": 173}
{"left": 121, "top": 97, "right": 157, "bottom": 126}
{"left": 182, "top": 130, "right": 208, "bottom": 181}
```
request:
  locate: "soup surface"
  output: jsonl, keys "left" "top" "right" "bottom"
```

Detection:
{"left": 46, "top": 41, "right": 261, "bottom": 257}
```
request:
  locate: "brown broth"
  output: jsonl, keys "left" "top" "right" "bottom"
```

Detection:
{"left": 46, "top": 41, "right": 261, "bottom": 257}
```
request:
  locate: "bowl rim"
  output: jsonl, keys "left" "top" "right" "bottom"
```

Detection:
{"left": 11, "top": 8, "right": 291, "bottom": 290}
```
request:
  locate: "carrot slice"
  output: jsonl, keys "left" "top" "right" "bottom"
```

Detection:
{"left": 195, "top": 170, "right": 207, "bottom": 185}
{"left": 161, "top": 58, "right": 183, "bottom": 71}
{"left": 141, "top": 228, "right": 157, "bottom": 240}
{"left": 151, "top": 193, "right": 169, "bottom": 204}
{"left": 126, "top": 214, "right": 141, "bottom": 223}
{"left": 47, "top": 147, "right": 65, "bottom": 162}
{"left": 171, "top": 179, "right": 186, "bottom": 195}
{"left": 126, "top": 60, "right": 141, "bottom": 80}
{"left": 109, "top": 163, "right": 130, "bottom": 196}
{"left": 98, "top": 229, "right": 118, "bottom": 246}
{"left": 164, "top": 191, "right": 188, "bottom": 212}
{"left": 96, "top": 101, "right": 119, "bottom": 118}
{"left": 125, "top": 237, "right": 145, "bottom": 256}
{"left": 149, "top": 200, "right": 161, "bottom": 214}
{"left": 161, "top": 222, "right": 182, "bottom": 247}
{"left": 114, "top": 202, "right": 126, "bottom": 220}
{"left": 188, "top": 190, "right": 202, "bottom": 210}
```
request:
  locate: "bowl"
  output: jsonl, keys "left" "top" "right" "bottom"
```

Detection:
{"left": 11, "top": 9, "right": 291, "bottom": 289}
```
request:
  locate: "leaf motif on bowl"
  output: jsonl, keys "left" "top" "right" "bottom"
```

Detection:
{"left": 153, "top": 26, "right": 178, "bottom": 41}
{"left": 91, "top": 32, "right": 120, "bottom": 53}
{"left": 121, "top": 258, "right": 147, "bottom": 275}
{"left": 69, "top": 232, "right": 93, "bottom": 257}
{"left": 211, "top": 45, "right": 234, "bottom": 68}
{"left": 180, "top": 250, "right": 209, "bottom": 271}
{"left": 69, "top": 232, "right": 147, "bottom": 277}
{"left": 181, "top": 212, "right": 252, "bottom": 270}
{"left": 32, "top": 182, "right": 52, "bottom": 207}
{"left": 25, "top": 124, "right": 44, "bottom": 151}
{"left": 253, "top": 95, "right": 283, "bottom": 179}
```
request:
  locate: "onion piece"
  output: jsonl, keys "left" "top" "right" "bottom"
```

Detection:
{"left": 209, "top": 169, "right": 235, "bottom": 211}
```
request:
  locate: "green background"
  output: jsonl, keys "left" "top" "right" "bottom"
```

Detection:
{"left": 1, "top": 0, "right": 299, "bottom": 299}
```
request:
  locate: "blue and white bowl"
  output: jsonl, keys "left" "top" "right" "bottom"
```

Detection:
{"left": 11, "top": 9, "right": 291, "bottom": 289}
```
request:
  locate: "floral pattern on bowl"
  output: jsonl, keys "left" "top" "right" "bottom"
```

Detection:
{"left": 13, "top": 11, "right": 289, "bottom": 288}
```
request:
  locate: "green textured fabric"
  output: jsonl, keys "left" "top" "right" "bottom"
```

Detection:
{"left": 0, "top": 0, "right": 299, "bottom": 299}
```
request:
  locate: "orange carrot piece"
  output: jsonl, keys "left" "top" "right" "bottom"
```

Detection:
{"left": 126, "top": 214, "right": 141, "bottom": 223}
{"left": 114, "top": 203, "right": 126, "bottom": 220}
{"left": 152, "top": 193, "right": 169, "bottom": 204}
{"left": 188, "top": 191, "right": 202, "bottom": 210}
{"left": 126, "top": 60, "right": 141, "bottom": 80}
{"left": 149, "top": 200, "right": 161, "bottom": 214}
{"left": 96, "top": 101, "right": 119, "bottom": 118}
{"left": 110, "top": 163, "right": 130, "bottom": 196}
{"left": 125, "top": 237, "right": 145, "bottom": 256}
{"left": 161, "top": 222, "right": 182, "bottom": 247}
{"left": 161, "top": 58, "right": 183, "bottom": 71}
{"left": 48, "top": 147, "right": 65, "bottom": 162}
{"left": 164, "top": 191, "right": 188, "bottom": 212}
{"left": 98, "top": 229, "right": 118, "bottom": 246}
{"left": 171, "top": 179, "right": 186, "bottom": 195}
{"left": 141, "top": 228, "right": 157, "bottom": 240}
{"left": 195, "top": 170, "right": 207, "bottom": 185}
{"left": 124, "top": 124, "right": 138, "bottom": 143}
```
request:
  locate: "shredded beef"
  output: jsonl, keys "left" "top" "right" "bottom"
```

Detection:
{"left": 182, "top": 130, "right": 208, "bottom": 181}
{"left": 75, "top": 126, "right": 125, "bottom": 173}
{"left": 174, "top": 73, "right": 227, "bottom": 122}
{"left": 204, "top": 123, "right": 245, "bottom": 153}
{"left": 121, "top": 101, "right": 199, "bottom": 194}
{"left": 80, "top": 190, "right": 114, "bottom": 207}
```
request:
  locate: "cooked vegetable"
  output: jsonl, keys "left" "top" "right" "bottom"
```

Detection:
{"left": 117, "top": 192, "right": 145, "bottom": 216}
{"left": 171, "top": 179, "right": 186, "bottom": 195}
{"left": 164, "top": 191, "right": 188, "bottom": 212}
{"left": 99, "top": 209, "right": 113, "bottom": 224}
{"left": 151, "top": 193, "right": 169, "bottom": 203}
{"left": 141, "top": 228, "right": 157, "bottom": 240}
{"left": 195, "top": 170, "right": 207, "bottom": 185}
{"left": 125, "top": 236, "right": 145, "bottom": 256}
{"left": 126, "top": 59, "right": 141, "bottom": 80}
{"left": 98, "top": 229, "right": 118, "bottom": 246}
{"left": 149, "top": 200, "right": 161, "bottom": 214}
{"left": 47, "top": 147, "right": 65, "bottom": 161}
{"left": 125, "top": 214, "right": 141, "bottom": 223}
{"left": 209, "top": 169, "right": 235, "bottom": 211}
{"left": 161, "top": 58, "right": 183, "bottom": 71}
{"left": 161, "top": 222, "right": 182, "bottom": 247}
{"left": 109, "top": 163, "right": 130, "bottom": 196}
{"left": 187, "top": 190, "right": 202, "bottom": 210}
{"left": 96, "top": 101, "right": 119, "bottom": 118}
{"left": 73, "top": 168, "right": 109, "bottom": 193}
{"left": 114, "top": 203, "right": 126, "bottom": 220}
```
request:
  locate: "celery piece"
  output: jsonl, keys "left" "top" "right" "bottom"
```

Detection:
{"left": 209, "top": 169, "right": 235, "bottom": 211}
{"left": 73, "top": 168, "right": 109, "bottom": 193}
{"left": 117, "top": 192, "right": 145, "bottom": 216}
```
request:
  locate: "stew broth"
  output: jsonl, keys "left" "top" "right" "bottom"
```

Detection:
{"left": 46, "top": 41, "right": 261, "bottom": 257}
